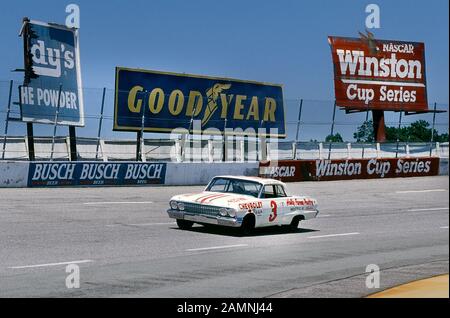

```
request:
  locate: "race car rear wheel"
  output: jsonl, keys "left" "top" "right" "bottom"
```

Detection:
{"left": 176, "top": 219, "right": 194, "bottom": 230}
{"left": 289, "top": 216, "right": 301, "bottom": 231}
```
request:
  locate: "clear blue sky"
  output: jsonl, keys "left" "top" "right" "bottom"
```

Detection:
{"left": 0, "top": 0, "right": 448, "bottom": 140}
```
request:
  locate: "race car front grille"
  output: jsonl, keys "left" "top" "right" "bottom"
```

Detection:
{"left": 182, "top": 202, "right": 221, "bottom": 217}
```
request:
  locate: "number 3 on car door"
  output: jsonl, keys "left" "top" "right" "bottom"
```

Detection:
{"left": 269, "top": 200, "right": 277, "bottom": 222}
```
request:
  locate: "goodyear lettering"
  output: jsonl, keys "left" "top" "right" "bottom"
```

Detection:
{"left": 126, "top": 85, "right": 278, "bottom": 124}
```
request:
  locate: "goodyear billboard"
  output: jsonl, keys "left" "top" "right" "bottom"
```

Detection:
{"left": 114, "top": 68, "right": 285, "bottom": 137}
{"left": 20, "top": 20, "right": 84, "bottom": 126}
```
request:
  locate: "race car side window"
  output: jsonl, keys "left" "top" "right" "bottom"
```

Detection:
{"left": 275, "top": 185, "right": 287, "bottom": 197}
{"left": 261, "top": 185, "right": 287, "bottom": 198}
{"left": 262, "top": 185, "right": 276, "bottom": 199}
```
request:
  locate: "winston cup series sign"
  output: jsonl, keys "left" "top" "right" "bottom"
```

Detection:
{"left": 328, "top": 36, "right": 428, "bottom": 111}
{"left": 114, "top": 68, "right": 286, "bottom": 137}
{"left": 20, "top": 20, "right": 84, "bottom": 126}
{"left": 260, "top": 157, "right": 439, "bottom": 182}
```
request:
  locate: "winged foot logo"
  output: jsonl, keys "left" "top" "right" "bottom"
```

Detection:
{"left": 202, "top": 83, "right": 231, "bottom": 126}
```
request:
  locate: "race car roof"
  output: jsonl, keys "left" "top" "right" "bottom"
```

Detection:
{"left": 213, "top": 175, "right": 285, "bottom": 186}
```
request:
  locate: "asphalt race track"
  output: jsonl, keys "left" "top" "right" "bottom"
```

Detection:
{"left": 0, "top": 176, "right": 448, "bottom": 297}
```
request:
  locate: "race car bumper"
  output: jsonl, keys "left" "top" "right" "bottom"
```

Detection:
{"left": 301, "top": 210, "right": 319, "bottom": 220}
{"left": 167, "top": 209, "right": 242, "bottom": 227}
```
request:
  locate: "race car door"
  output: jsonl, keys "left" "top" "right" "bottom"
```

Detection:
{"left": 259, "top": 184, "right": 288, "bottom": 226}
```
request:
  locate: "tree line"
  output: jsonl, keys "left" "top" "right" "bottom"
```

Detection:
{"left": 323, "top": 120, "right": 449, "bottom": 143}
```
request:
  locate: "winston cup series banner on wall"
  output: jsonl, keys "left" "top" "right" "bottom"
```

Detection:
{"left": 114, "top": 67, "right": 286, "bottom": 138}
{"left": 260, "top": 157, "right": 440, "bottom": 182}
{"left": 20, "top": 20, "right": 84, "bottom": 126}
{"left": 328, "top": 36, "right": 428, "bottom": 111}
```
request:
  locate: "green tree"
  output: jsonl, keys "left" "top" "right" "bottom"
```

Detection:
{"left": 353, "top": 120, "right": 375, "bottom": 142}
{"left": 354, "top": 119, "right": 449, "bottom": 142}
{"left": 325, "top": 133, "right": 344, "bottom": 142}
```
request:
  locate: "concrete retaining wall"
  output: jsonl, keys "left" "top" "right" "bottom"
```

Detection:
{"left": 0, "top": 161, "right": 30, "bottom": 187}
{"left": 440, "top": 158, "right": 449, "bottom": 176}
{"left": 164, "top": 162, "right": 259, "bottom": 186}
{"left": 0, "top": 159, "right": 447, "bottom": 188}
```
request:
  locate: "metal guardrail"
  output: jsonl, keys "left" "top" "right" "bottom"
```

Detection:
{"left": 0, "top": 136, "right": 448, "bottom": 162}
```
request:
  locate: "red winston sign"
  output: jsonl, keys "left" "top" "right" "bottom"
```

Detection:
{"left": 259, "top": 158, "right": 440, "bottom": 182}
{"left": 328, "top": 36, "right": 428, "bottom": 111}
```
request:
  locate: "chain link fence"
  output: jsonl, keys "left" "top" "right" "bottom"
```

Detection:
{"left": 0, "top": 80, "right": 448, "bottom": 161}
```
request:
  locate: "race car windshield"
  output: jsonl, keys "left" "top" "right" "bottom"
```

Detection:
{"left": 206, "top": 178, "right": 262, "bottom": 198}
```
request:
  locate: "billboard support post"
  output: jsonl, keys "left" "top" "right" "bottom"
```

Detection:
{"left": 26, "top": 123, "right": 35, "bottom": 161}
{"left": 95, "top": 87, "right": 106, "bottom": 160}
{"left": 136, "top": 106, "right": 145, "bottom": 162}
{"left": 1, "top": 80, "right": 13, "bottom": 160}
{"left": 294, "top": 99, "right": 303, "bottom": 159}
{"left": 50, "top": 84, "right": 63, "bottom": 161}
{"left": 372, "top": 110, "right": 386, "bottom": 142}
{"left": 361, "top": 104, "right": 370, "bottom": 158}
{"left": 69, "top": 126, "right": 77, "bottom": 161}
{"left": 136, "top": 131, "right": 142, "bottom": 162}
{"left": 328, "top": 101, "right": 337, "bottom": 160}
{"left": 395, "top": 110, "right": 403, "bottom": 158}
{"left": 222, "top": 118, "right": 227, "bottom": 162}
{"left": 429, "top": 102, "right": 437, "bottom": 156}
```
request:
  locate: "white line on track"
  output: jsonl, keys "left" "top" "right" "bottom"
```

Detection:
{"left": 84, "top": 201, "right": 153, "bottom": 205}
{"left": 106, "top": 222, "right": 176, "bottom": 227}
{"left": 395, "top": 189, "right": 447, "bottom": 194}
{"left": 407, "top": 207, "right": 449, "bottom": 212}
{"left": 186, "top": 244, "right": 248, "bottom": 252}
{"left": 308, "top": 232, "right": 360, "bottom": 239}
{"left": 9, "top": 260, "right": 93, "bottom": 269}
{"left": 441, "top": 226, "right": 449, "bottom": 229}
{"left": 317, "top": 214, "right": 332, "bottom": 218}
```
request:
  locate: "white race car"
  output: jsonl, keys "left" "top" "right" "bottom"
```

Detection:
{"left": 167, "top": 176, "right": 319, "bottom": 234}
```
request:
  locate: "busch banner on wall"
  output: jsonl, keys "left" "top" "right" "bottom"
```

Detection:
{"left": 328, "top": 36, "right": 428, "bottom": 111}
{"left": 20, "top": 20, "right": 84, "bottom": 126}
{"left": 114, "top": 67, "right": 285, "bottom": 138}
{"left": 27, "top": 162, "right": 166, "bottom": 187}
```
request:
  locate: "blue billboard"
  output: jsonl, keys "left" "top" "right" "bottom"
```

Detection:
{"left": 20, "top": 20, "right": 84, "bottom": 126}
{"left": 28, "top": 162, "right": 166, "bottom": 187}
{"left": 114, "top": 68, "right": 285, "bottom": 137}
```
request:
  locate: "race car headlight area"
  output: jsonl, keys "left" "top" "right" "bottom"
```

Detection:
{"left": 170, "top": 201, "right": 236, "bottom": 218}
{"left": 170, "top": 201, "right": 185, "bottom": 211}
{"left": 219, "top": 208, "right": 237, "bottom": 218}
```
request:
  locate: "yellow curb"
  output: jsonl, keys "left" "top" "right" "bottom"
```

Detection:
{"left": 367, "top": 274, "right": 449, "bottom": 298}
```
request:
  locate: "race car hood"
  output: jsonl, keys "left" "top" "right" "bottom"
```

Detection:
{"left": 171, "top": 192, "right": 258, "bottom": 208}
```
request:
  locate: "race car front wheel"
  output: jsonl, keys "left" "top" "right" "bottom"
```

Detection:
{"left": 176, "top": 219, "right": 194, "bottom": 230}
{"left": 240, "top": 214, "right": 255, "bottom": 235}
